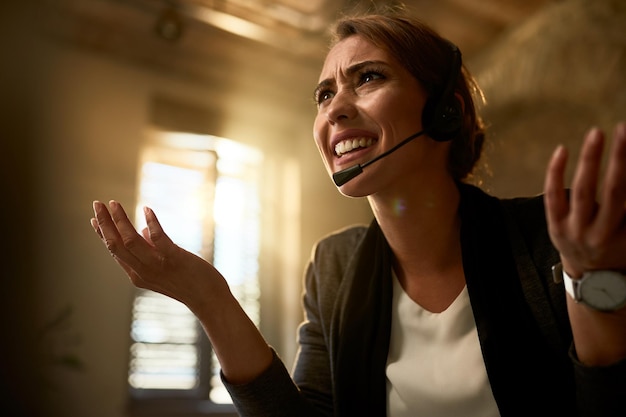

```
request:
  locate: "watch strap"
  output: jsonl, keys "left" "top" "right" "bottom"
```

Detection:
{"left": 551, "top": 262, "right": 578, "bottom": 301}
{"left": 561, "top": 268, "right": 578, "bottom": 301}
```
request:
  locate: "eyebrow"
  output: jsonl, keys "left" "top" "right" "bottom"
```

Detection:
{"left": 313, "top": 60, "right": 386, "bottom": 100}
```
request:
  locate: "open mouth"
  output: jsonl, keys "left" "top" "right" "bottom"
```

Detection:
{"left": 335, "top": 137, "right": 375, "bottom": 157}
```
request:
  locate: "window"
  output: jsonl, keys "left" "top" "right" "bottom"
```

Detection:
{"left": 128, "top": 130, "right": 263, "bottom": 413}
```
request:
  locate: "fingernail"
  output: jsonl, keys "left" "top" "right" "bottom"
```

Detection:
{"left": 587, "top": 126, "right": 600, "bottom": 136}
{"left": 553, "top": 144, "right": 567, "bottom": 159}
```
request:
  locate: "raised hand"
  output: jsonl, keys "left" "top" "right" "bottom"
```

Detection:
{"left": 544, "top": 122, "right": 626, "bottom": 278}
{"left": 90, "top": 200, "right": 228, "bottom": 312}
{"left": 544, "top": 122, "right": 626, "bottom": 365}
{"left": 90, "top": 200, "right": 272, "bottom": 382}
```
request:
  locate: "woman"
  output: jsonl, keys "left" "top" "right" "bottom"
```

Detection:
{"left": 91, "top": 12, "right": 626, "bottom": 417}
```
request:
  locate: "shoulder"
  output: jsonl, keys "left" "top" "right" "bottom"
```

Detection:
{"left": 499, "top": 193, "right": 552, "bottom": 251}
{"left": 312, "top": 224, "right": 369, "bottom": 260}
{"left": 460, "top": 183, "right": 555, "bottom": 259}
{"left": 305, "top": 224, "right": 370, "bottom": 289}
{"left": 500, "top": 193, "right": 547, "bottom": 221}
{"left": 460, "top": 182, "right": 548, "bottom": 231}
{"left": 500, "top": 192, "right": 558, "bottom": 266}
{"left": 308, "top": 224, "right": 370, "bottom": 279}
{"left": 300, "top": 224, "right": 371, "bottom": 330}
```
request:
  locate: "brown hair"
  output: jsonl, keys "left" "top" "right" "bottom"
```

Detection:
{"left": 330, "top": 13, "right": 486, "bottom": 181}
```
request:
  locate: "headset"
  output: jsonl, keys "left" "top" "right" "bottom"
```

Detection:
{"left": 421, "top": 42, "right": 463, "bottom": 142}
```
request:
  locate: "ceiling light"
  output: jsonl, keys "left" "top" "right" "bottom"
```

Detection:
{"left": 155, "top": 8, "right": 184, "bottom": 41}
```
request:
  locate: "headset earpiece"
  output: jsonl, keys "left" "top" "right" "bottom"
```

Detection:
{"left": 422, "top": 43, "right": 463, "bottom": 142}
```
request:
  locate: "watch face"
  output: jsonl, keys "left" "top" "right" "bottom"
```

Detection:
{"left": 580, "top": 271, "right": 626, "bottom": 311}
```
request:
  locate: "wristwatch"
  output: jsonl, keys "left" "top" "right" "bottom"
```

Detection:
{"left": 552, "top": 262, "right": 626, "bottom": 312}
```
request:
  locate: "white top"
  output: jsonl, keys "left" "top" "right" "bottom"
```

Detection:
{"left": 386, "top": 274, "right": 500, "bottom": 417}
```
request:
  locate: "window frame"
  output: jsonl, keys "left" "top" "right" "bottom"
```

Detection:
{"left": 127, "top": 129, "right": 264, "bottom": 416}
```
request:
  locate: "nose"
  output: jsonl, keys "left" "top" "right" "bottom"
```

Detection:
{"left": 325, "top": 90, "right": 357, "bottom": 124}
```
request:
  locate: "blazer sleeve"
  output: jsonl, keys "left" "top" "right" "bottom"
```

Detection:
{"left": 221, "top": 256, "right": 332, "bottom": 417}
{"left": 221, "top": 347, "right": 323, "bottom": 417}
{"left": 222, "top": 226, "right": 367, "bottom": 417}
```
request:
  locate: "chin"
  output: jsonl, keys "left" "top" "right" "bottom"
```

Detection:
{"left": 335, "top": 180, "right": 372, "bottom": 199}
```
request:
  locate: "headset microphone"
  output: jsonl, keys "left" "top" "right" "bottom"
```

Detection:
{"left": 332, "top": 129, "right": 426, "bottom": 186}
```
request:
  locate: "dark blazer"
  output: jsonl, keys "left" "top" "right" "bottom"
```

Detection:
{"left": 224, "top": 184, "right": 626, "bottom": 417}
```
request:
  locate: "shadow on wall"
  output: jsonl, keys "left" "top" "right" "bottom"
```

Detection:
{"left": 471, "top": 0, "right": 626, "bottom": 198}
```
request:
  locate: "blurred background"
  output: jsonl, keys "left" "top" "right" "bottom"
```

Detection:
{"left": 1, "top": 0, "right": 625, "bottom": 416}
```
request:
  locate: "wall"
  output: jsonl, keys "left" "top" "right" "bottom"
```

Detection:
{"left": 471, "top": 0, "right": 626, "bottom": 197}
{"left": 1, "top": 2, "right": 372, "bottom": 416}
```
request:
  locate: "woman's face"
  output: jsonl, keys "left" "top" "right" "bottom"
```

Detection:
{"left": 313, "top": 35, "right": 448, "bottom": 197}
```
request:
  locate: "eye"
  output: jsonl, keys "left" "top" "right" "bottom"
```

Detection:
{"left": 358, "top": 70, "right": 385, "bottom": 86}
{"left": 315, "top": 89, "right": 335, "bottom": 106}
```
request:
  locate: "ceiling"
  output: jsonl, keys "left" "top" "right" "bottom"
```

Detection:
{"left": 28, "top": 0, "right": 562, "bottom": 140}
{"left": 39, "top": 0, "right": 559, "bottom": 66}
{"left": 158, "top": 0, "right": 558, "bottom": 57}
{"left": 126, "top": 0, "right": 558, "bottom": 54}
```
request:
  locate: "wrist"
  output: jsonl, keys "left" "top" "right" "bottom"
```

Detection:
{"left": 558, "top": 258, "right": 583, "bottom": 279}
{"left": 553, "top": 263, "right": 626, "bottom": 312}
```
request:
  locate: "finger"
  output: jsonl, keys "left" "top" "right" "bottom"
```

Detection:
{"left": 596, "top": 122, "right": 626, "bottom": 235}
{"left": 141, "top": 226, "right": 152, "bottom": 244}
{"left": 93, "top": 201, "right": 143, "bottom": 268}
{"left": 143, "top": 206, "right": 175, "bottom": 251}
{"left": 102, "top": 200, "right": 158, "bottom": 276}
{"left": 107, "top": 201, "right": 156, "bottom": 262}
{"left": 569, "top": 127, "right": 604, "bottom": 228}
{"left": 93, "top": 200, "right": 121, "bottom": 242}
{"left": 544, "top": 145, "right": 569, "bottom": 231}
{"left": 90, "top": 217, "right": 103, "bottom": 239}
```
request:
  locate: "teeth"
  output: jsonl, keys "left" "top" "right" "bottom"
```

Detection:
{"left": 335, "top": 137, "right": 374, "bottom": 156}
